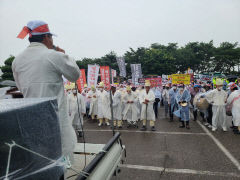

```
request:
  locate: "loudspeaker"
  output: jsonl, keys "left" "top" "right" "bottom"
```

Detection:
{"left": 0, "top": 98, "right": 64, "bottom": 180}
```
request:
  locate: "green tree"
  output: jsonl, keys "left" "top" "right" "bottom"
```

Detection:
{"left": 0, "top": 56, "right": 15, "bottom": 81}
{"left": 213, "top": 42, "right": 240, "bottom": 74}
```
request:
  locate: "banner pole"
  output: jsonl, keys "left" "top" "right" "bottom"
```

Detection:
{"left": 109, "top": 67, "right": 115, "bottom": 136}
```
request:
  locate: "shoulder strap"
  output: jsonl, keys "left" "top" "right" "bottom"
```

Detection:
{"left": 231, "top": 93, "right": 240, "bottom": 105}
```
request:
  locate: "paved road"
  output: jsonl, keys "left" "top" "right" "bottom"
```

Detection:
{"left": 80, "top": 107, "right": 240, "bottom": 180}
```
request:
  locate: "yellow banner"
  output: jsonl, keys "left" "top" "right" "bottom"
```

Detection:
{"left": 172, "top": 74, "right": 191, "bottom": 85}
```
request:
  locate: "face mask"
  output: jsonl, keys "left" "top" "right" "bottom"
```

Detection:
{"left": 173, "top": 86, "right": 177, "bottom": 90}
{"left": 179, "top": 87, "right": 184, "bottom": 91}
{"left": 72, "top": 90, "right": 77, "bottom": 93}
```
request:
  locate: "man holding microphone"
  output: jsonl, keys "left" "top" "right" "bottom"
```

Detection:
{"left": 12, "top": 20, "right": 80, "bottom": 162}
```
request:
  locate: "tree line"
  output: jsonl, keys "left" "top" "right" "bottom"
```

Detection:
{"left": 1, "top": 41, "right": 240, "bottom": 83}
{"left": 76, "top": 41, "right": 240, "bottom": 78}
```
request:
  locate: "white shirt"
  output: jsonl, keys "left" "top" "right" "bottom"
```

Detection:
{"left": 12, "top": 42, "right": 80, "bottom": 156}
{"left": 205, "top": 89, "right": 227, "bottom": 106}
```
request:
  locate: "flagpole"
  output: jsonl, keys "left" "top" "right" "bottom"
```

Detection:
{"left": 109, "top": 67, "right": 115, "bottom": 136}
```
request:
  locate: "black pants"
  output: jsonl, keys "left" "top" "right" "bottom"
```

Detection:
{"left": 193, "top": 110, "right": 198, "bottom": 120}
{"left": 181, "top": 121, "right": 189, "bottom": 126}
{"left": 86, "top": 107, "right": 90, "bottom": 118}
{"left": 153, "top": 98, "right": 160, "bottom": 118}
{"left": 169, "top": 104, "right": 178, "bottom": 120}
{"left": 193, "top": 110, "right": 205, "bottom": 121}
{"left": 207, "top": 104, "right": 212, "bottom": 125}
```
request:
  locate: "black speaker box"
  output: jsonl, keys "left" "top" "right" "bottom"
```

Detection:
{"left": 0, "top": 98, "right": 64, "bottom": 180}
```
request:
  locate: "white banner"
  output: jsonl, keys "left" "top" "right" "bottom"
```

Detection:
{"left": 112, "top": 69, "right": 117, "bottom": 77}
{"left": 116, "top": 57, "right": 126, "bottom": 77}
{"left": 162, "top": 74, "right": 168, "bottom": 80}
{"left": 131, "top": 64, "right": 142, "bottom": 85}
{"left": 87, "top": 64, "right": 100, "bottom": 88}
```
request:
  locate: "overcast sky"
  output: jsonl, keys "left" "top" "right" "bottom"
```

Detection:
{"left": 0, "top": 0, "right": 240, "bottom": 65}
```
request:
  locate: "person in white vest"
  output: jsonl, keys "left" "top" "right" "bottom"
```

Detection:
{"left": 139, "top": 81, "right": 156, "bottom": 131}
{"left": 12, "top": 20, "right": 80, "bottom": 160}
{"left": 122, "top": 86, "right": 139, "bottom": 127}
{"left": 107, "top": 85, "right": 123, "bottom": 128}
{"left": 68, "top": 88, "right": 86, "bottom": 137}
{"left": 205, "top": 79, "right": 228, "bottom": 131}
{"left": 97, "top": 82, "right": 110, "bottom": 126}
{"left": 87, "top": 85, "right": 98, "bottom": 120}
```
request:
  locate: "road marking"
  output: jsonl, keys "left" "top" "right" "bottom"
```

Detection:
{"left": 196, "top": 120, "right": 240, "bottom": 171}
{"left": 84, "top": 129, "right": 207, "bottom": 136}
{"left": 119, "top": 164, "right": 240, "bottom": 178}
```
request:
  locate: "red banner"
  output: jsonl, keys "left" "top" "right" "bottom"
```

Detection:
{"left": 145, "top": 77, "right": 162, "bottom": 87}
{"left": 100, "top": 66, "right": 111, "bottom": 90}
{"left": 76, "top": 69, "right": 86, "bottom": 93}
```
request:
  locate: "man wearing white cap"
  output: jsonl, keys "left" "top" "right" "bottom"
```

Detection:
{"left": 139, "top": 81, "right": 156, "bottom": 131}
{"left": 12, "top": 20, "right": 80, "bottom": 159}
{"left": 205, "top": 79, "right": 228, "bottom": 131}
{"left": 97, "top": 82, "right": 110, "bottom": 126}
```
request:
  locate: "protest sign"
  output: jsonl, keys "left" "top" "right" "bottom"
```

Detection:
{"left": 172, "top": 74, "right": 191, "bottom": 84}
{"left": 116, "top": 57, "right": 126, "bottom": 77}
{"left": 87, "top": 64, "right": 99, "bottom": 88}
{"left": 76, "top": 69, "right": 86, "bottom": 92}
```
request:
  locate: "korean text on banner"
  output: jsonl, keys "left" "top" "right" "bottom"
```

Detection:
{"left": 76, "top": 69, "right": 86, "bottom": 93}
{"left": 131, "top": 64, "right": 142, "bottom": 85}
{"left": 172, "top": 74, "right": 191, "bottom": 85}
{"left": 111, "top": 69, "right": 116, "bottom": 84}
{"left": 100, "top": 66, "right": 111, "bottom": 90}
{"left": 116, "top": 57, "right": 126, "bottom": 77}
{"left": 100, "top": 66, "right": 106, "bottom": 83}
{"left": 145, "top": 77, "right": 162, "bottom": 87}
{"left": 87, "top": 65, "right": 100, "bottom": 88}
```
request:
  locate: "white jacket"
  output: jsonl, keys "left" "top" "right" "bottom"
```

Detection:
{"left": 109, "top": 91, "right": 122, "bottom": 121}
{"left": 12, "top": 42, "right": 80, "bottom": 156}
{"left": 227, "top": 90, "right": 240, "bottom": 126}
{"left": 205, "top": 89, "right": 227, "bottom": 106}
{"left": 139, "top": 89, "right": 155, "bottom": 121}
{"left": 68, "top": 93, "right": 86, "bottom": 129}
{"left": 122, "top": 92, "right": 139, "bottom": 122}
{"left": 87, "top": 90, "right": 98, "bottom": 116}
{"left": 162, "top": 89, "right": 170, "bottom": 102}
{"left": 97, "top": 90, "right": 108, "bottom": 119}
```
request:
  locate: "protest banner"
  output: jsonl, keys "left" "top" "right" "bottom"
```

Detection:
{"left": 145, "top": 77, "right": 162, "bottom": 87}
{"left": 116, "top": 57, "right": 126, "bottom": 77}
{"left": 87, "top": 64, "right": 99, "bottom": 88}
{"left": 76, "top": 69, "right": 86, "bottom": 93}
{"left": 172, "top": 74, "right": 191, "bottom": 84}
{"left": 100, "top": 66, "right": 111, "bottom": 90}
{"left": 138, "top": 77, "right": 162, "bottom": 87}
{"left": 111, "top": 69, "right": 117, "bottom": 84}
{"left": 131, "top": 64, "right": 142, "bottom": 85}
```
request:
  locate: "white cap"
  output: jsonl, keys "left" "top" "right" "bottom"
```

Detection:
{"left": 17, "top": 20, "right": 56, "bottom": 39}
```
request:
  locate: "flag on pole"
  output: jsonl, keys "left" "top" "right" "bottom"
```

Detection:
{"left": 131, "top": 64, "right": 142, "bottom": 85}
{"left": 76, "top": 69, "right": 86, "bottom": 93}
{"left": 87, "top": 64, "right": 99, "bottom": 88}
{"left": 100, "top": 66, "right": 111, "bottom": 90}
{"left": 116, "top": 57, "right": 126, "bottom": 77}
